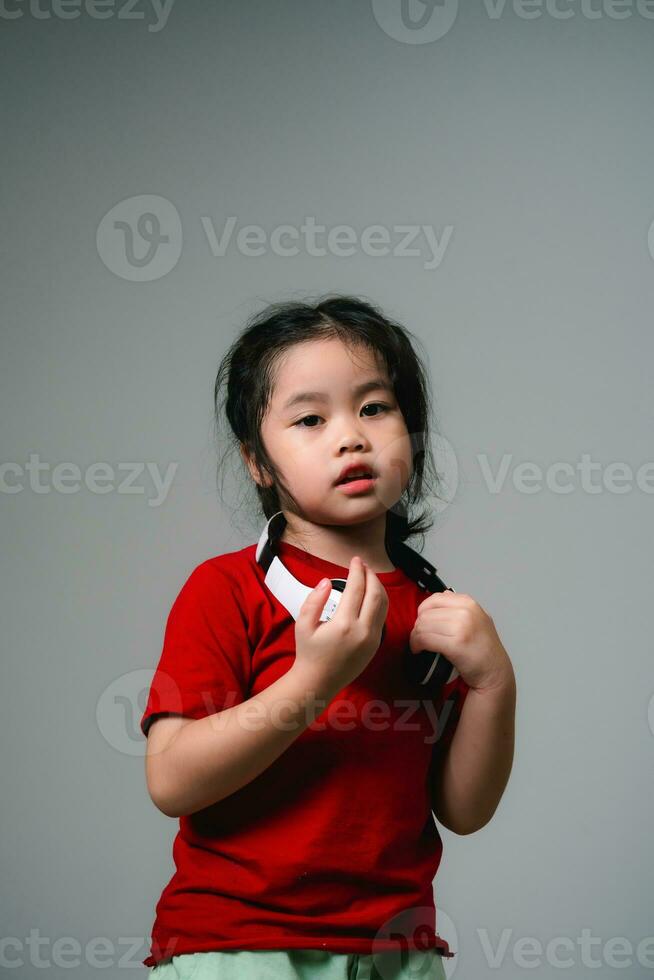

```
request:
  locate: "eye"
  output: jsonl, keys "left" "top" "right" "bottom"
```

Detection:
{"left": 361, "top": 402, "right": 390, "bottom": 418}
{"left": 293, "top": 403, "right": 390, "bottom": 428}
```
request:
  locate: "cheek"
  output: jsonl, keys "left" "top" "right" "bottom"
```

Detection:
{"left": 378, "top": 431, "right": 413, "bottom": 475}
{"left": 284, "top": 450, "right": 325, "bottom": 492}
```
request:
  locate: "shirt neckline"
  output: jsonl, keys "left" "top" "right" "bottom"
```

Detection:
{"left": 276, "top": 540, "right": 409, "bottom": 587}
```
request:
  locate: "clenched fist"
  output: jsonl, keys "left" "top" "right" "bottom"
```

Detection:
{"left": 409, "top": 591, "right": 514, "bottom": 693}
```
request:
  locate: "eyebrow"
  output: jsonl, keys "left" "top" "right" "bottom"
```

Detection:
{"left": 282, "top": 378, "right": 394, "bottom": 411}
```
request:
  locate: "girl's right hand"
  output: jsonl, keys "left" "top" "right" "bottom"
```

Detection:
{"left": 292, "top": 555, "right": 389, "bottom": 693}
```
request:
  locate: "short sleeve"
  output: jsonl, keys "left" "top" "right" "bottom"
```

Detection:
{"left": 140, "top": 560, "right": 252, "bottom": 738}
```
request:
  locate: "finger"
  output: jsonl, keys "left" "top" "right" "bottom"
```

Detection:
{"left": 334, "top": 555, "right": 366, "bottom": 620}
{"left": 410, "top": 631, "right": 457, "bottom": 656}
{"left": 416, "top": 610, "right": 459, "bottom": 627}
{"left": 417, "top": 592, "right": 470, "bottom": 613}
{"left": 359, "top": 563, "right": 387, "bottom": 630}
{"left": 412, "top": 622, "right": 458, "bottom": 641}
{"left": 299, "top": 577, "right": 333, "bottom": 625}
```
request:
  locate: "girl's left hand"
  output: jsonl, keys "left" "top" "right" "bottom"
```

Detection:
{"left": 409, "top": 591, "right": 514, "bottom": 693}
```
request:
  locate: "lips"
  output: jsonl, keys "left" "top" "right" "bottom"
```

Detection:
{"left": 336, "top": 468, "right": 375, "bottom": 487}
{"left": 333, "top": 456, "right": 379, "bottom": 485}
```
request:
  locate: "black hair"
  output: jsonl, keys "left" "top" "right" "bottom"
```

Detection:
{"left": 213, "top": 294, "right": 447, "bottom": 551}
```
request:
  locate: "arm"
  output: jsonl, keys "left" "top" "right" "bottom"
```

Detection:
{"left": 146, "top": 663, "right": 341, "bottom": 818}
{"left": 430, "top": 670, "right": 516, "bottom": 835}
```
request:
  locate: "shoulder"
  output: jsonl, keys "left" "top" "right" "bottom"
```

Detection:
{"left": 173, "top": 543, "right": 260, "bottom": 609}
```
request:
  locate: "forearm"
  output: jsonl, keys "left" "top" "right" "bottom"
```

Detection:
{"left": 432, "top": 671, "right": 516, "bottom": 835}
{"left": 157, "top": 665, "right": 341, "bottom": 817}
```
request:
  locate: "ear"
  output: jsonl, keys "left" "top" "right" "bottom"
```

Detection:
{"left": 240, "top": 444, "right": 272, "bottom": 489}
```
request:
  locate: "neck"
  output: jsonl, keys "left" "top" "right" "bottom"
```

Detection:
{"left": 279, "top": 511, "right": 396, "bottom": 573}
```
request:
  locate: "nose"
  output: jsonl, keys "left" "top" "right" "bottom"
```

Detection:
{"left": 341, "top": 438, "right": 364, "bottom": 452}
{"left": 338, "top": 433, "right": 368, "bottom": 453}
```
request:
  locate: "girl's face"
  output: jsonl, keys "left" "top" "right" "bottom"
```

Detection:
{"left": 245, "top": 337, "right": 414, "bottom": 533}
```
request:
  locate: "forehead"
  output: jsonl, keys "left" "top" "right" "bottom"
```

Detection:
{"left": 271, "top": 338, "right": 387, "bottom": 396}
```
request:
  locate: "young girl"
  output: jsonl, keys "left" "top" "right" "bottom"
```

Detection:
{"left": 140, "top": 295, "right": 516, "bottom": 980}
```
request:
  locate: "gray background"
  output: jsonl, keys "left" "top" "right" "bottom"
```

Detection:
{"left": 1, "top": 1, "right": 653, "bottom": 977}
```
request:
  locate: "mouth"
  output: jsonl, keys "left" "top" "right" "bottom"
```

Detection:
{"left": 335, "top": 473, "right": 377, "bottom": 493}
{"left": 335, "top": 471, "right": 375, "bottom": 486}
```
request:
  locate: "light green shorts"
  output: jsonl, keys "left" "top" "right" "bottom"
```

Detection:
{"left": 150, "top": 948, "right": 448, "bottom": 980}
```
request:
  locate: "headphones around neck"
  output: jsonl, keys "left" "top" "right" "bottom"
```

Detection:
{"left": 255, "top": 511, "right": 461, "bottom": 702}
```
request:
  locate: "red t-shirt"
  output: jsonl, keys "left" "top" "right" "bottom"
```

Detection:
{"left": 140, "top": 539, "right": 469, "bottom": 968}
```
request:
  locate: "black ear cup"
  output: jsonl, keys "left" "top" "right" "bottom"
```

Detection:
{"left": 403, "top": 647, "right": 454, "bottom": 695}
{"left": 262, "top": 511, "right": 456, "bottom": 700}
